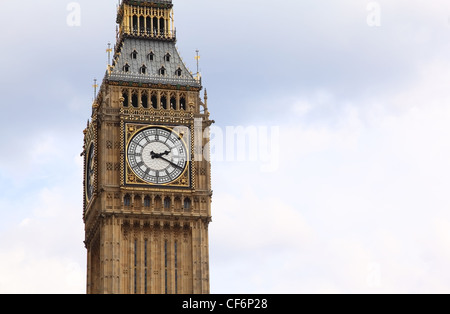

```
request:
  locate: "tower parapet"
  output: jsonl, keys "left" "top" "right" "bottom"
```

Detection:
{"left": 117, "top": 0, "right": 175, "bottom": 42}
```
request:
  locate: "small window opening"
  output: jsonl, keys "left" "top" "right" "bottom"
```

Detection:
{"left": 160, "top": 18, "right": 166, "bottom": 35}
{"left": 161, "top": 96, "right": 167, "bottom": 110}
{"left": 159, "top": 66, "right": 166, "bottom": 76}
{"left": 151, "top": 95, "right": 157, "bottom": 109}
{"left": 175, "top": 68, "right": 182, "bottom": 77}
{"left": 131, "top": 50, "right": 138, "bottom": 59}
{"left": 140, "top": 65, "right": 147, "bottom": 74}
{"left": 142, "top": 94, "right": 148, "bottom": 108}
{"left": 132, "top": 15, "right": 138, "bottom": 34}
{"left": 146, "top": 17, "right": 151, "bottom": 35}
{"left": 164, "top": 197, "right": 171, "bottom": 209}
{"left": 122, "top": 91, "right": 129, "bottom": 107}
{"left": 124, "top": 194, "right": 131, "bottom": 206}
{"left": 144, "top": 196, "right": 151, "bottom": 207}
{"left": 170, "top": 97, "right": 176, "bottom": 110}
{"left": 139, "top": 16, "right": 145, "bottom": 34}
{"left": 180, "top": 97, "right": 186, "bottom": 111}
{"left": 184, "top": 198, "right": 191, "bottom": 210}
{"left": 123, "top": 63, "right": 130, "bottom": 72}
{"left": 164, "top": 53, "right": 171, "bottom": 62}
{"left": 132, "top": 93, "right": 138, "bottom": 108}
{"left": 153, "top": 17, "right": 158, "bottom": 36}
{"left": 148, "top": 52, "right": 154, "bottom": 61}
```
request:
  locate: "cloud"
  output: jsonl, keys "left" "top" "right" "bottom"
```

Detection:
{"left": 0, "top": 128, "right": 85, "bottom": 294}
{"left": 0, "top": 248, "right": 84, "bottom": 294}
{"left": 0, "top": 184, "right": 85, "bottom": 294}
{"left": 209, "top": 55, "right": 450, "bottom": 293}
{"left": 212, "top": 190, "right": 314, "bottom": 253}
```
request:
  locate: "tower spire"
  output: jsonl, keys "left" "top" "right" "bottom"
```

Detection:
{"left": 195, "top": 49, "right": 201, "bottom": 82}
{"left": 92, "top": 78, "right": 98, "bottom": 100}
{"left": 106, "top": 42, "right": 112, "bottom": 66}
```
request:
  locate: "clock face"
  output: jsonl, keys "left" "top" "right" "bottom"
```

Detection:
{"left": 127, "top": 127, "right": 189, "bottom": 185}
{"left": 86, "top": 144, "right": 95, "bottom": 201}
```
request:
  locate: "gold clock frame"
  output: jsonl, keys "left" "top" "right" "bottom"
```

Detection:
{"left": 83, "top": 117, "right": 98, "bottom": 214}
{"left": 85, "top": 142, "right": 95, "bottom": 202}
{"left": 123, "top": 123, "right": 192, "bottom": 188}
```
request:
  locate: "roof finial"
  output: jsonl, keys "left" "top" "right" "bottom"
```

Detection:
{"left": 195, "top": 49, "right": 201, "bottom": 81}
{"left": 106, "top": 42, "right": 113, "bottom": 75}
{"left": 106, "top": 42, "right": 112, "bottom": 66}
{"left": 92, "top": 78, "right": 98, "bottom": 100}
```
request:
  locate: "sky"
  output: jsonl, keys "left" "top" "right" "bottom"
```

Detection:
{"left": 1, "top": 0, "right": 450, "bottom": 293}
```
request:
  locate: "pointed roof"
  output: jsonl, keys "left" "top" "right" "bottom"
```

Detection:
{"left": 107, "top": 38, "right": 201, "bottom": 88}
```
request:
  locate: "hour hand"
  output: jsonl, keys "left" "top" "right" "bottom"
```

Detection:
{"left": 151, "top": 150, "right": 170, "bottom": 159}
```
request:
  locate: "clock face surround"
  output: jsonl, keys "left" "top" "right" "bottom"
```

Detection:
{"left": 127, "top": 126, "right": 189, "bottom": 185}
{"left": 86, "top": 143, "right": 95, "bottom": 201}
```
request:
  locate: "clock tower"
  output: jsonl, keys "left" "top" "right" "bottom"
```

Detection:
{"left": 82, "top": 0, "right": 213, "bottom": 294}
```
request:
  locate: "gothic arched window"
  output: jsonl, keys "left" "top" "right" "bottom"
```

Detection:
{"left": 144, "top": 196, "right": 151, "bottom": 208}
{"left": 132, "top": 92, "right": 138, "bottom": 108}
{"left": 146, "top": 17, "right": 151, "bottom": 35}
{"left": 170, "top": 96, "right": 176, "bottom": 110}
{"left": 141, "top": 93, "right": 148, "bottom": 108}
{"left": 124, "top": 194, "right": 131, "bottom": 206}
{"left": 151, "top": 94, "right": 157, "bottom": 109}
{"left": 139, "top": 16, "right": 145, "bottom": 34}
{"left": 184, "top": 198, "right": 191, "bottom": 210}
{"left": 164, "top": 197, "right": 171, "bottom": 209}
{"left": 153, "top": 17, "right": 158, "bottom": 36}
{"left": 160, "top": 95, "right": 167, "bottom": 110}
{"left": 160, "top": 17, "right": 165, "bottom": 35}
{"left": 180, "top": 96, "right": 186, "bottom": 111}
{"left": 132, "top": 15, "right": 138, "bottom": 33}
{"left": 122, "top": 91, "right": 129, "bottom": 107}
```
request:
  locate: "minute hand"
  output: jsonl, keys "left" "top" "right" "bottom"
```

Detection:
{"left": 159, "top": 156, "right": 184, "bottom": 170}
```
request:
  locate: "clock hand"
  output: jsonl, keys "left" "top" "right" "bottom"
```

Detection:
{"left": 151, "top": 151, "right": 161, "bottom": 159}
{"left": 159, "top": 156, "right": 184, "bottom": 170}
{"left": 151, "top": 150, "right": 171, "bottom": 159}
